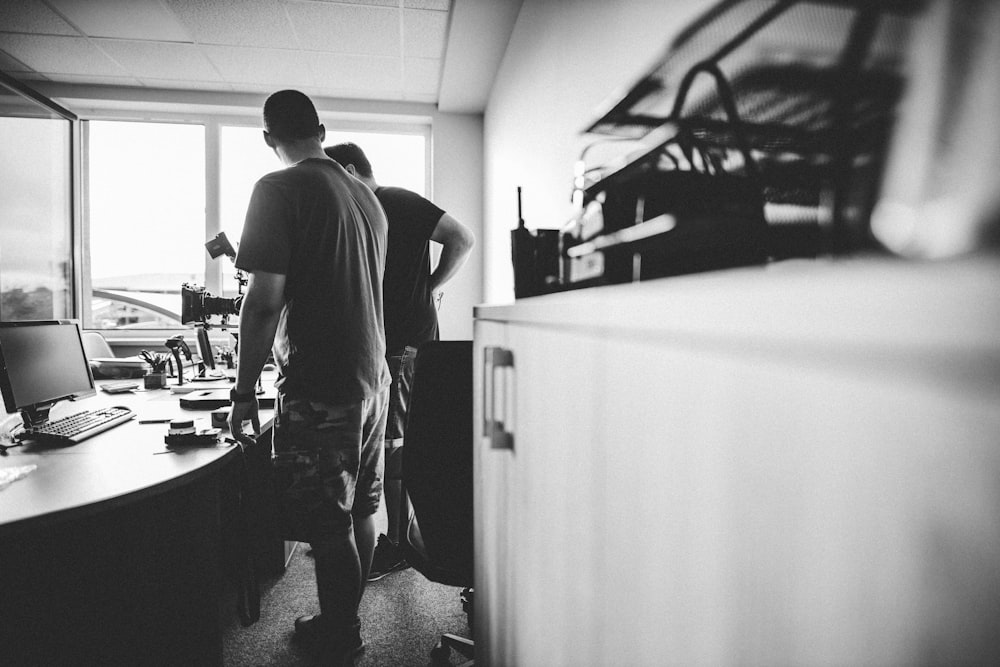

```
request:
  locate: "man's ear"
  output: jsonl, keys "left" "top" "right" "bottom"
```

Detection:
{"left": 263, "top": 131, "right": 276, "bottom": 148}
{"left": 345, "top": 164, "right": 357, "bottom": 177}
{"left": 317, "top": 124, "right": 326, "bottom": 142}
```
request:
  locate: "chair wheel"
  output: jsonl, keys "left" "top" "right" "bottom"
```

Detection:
{"left": 430, "top": 642, "right": 451, "bottom": 662}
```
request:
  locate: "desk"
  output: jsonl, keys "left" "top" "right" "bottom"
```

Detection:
{"left": 0, "top": 379, "right": 276, "bottom": 666}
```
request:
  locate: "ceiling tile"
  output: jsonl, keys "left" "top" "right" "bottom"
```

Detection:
{"left": 405, "top": 0, "right": 451, "bottom": 10}
{"left": 42, "top": 72, "right": 144, "bottom": 87}
{"left": 0, "top": 0, "right": 79, "bottom": 36}
{"left": 0, "top": 49, "right": 32, "bottom": 72}
{"left": 400, "top": 90, "right": 437, "bottom": 104}
{"left": 403, "top": 9, "right": 447, "bottom": 58}
{"left": 138, "top": 78, "right": 236, "bottom": 92}
{"left": 288, "top": 3, "right": 399, "bottom": 57}
{"left": 201, "top": 45, "right": 314, "bottom": 88}
{"left": 403, "top": 57, "right": 440, "bottom": 95}
{"left": 163, "top": 0, "right": 297, "bottom": 48}
{"left": 307, "top": 0, "right": 399, "bottom": 7}
{"left": 95, "top": 39, "right": 222, "bottom": 81}
{"left": 0, "top": 34, "right": 127, "bottom": 76}
{"left": 46, "top": 0, "right": 192, "bottom": 42}
{"left": 305, "top": 51, "right": 401, "bottom": 94}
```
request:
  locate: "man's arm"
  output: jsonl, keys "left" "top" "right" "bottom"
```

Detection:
{"left": 229, "top": 269, "right": 285, "bottom": 436}
{"left": 428, "top": 212, "right": 475, "bottom": 294}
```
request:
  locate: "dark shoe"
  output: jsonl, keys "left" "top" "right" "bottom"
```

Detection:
{"left": 367, "top": 534, "right": 409, "bottom": 581}
{"left": 295, "top": 615, "right": 365, "bottom": 666}
{"left": 294, "top": 614, "right": 323, "bottom": 644}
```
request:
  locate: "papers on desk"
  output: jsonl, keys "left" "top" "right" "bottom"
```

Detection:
{"left": 136, "top": 396, "right": 187, "bottom": 424}
{"left": 0, "top": 464, "right": 37, "bottom": 491}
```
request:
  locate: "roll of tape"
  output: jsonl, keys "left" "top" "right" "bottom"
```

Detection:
{"left": 168, "top": 419, "right": 196, "bottom": 436}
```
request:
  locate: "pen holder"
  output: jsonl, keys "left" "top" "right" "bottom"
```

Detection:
{"left": 144, "top": 372, "right": 168, "bottom": 390}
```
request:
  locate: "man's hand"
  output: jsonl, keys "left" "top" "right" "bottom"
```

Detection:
{"left": 229, "top": 397, "right": 260, "bottom": 440}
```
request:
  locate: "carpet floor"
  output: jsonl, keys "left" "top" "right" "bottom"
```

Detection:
{"left": 223, "top": 543, "right": 473, "bottom": 666}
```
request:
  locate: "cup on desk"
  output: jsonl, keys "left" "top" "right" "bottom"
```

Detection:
{"left": 211, "top": 408, "right": 229, "bottom": 430}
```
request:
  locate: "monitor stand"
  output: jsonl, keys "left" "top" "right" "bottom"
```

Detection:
{"left": 20, "top": 403, "right": 55, "bottom": 429}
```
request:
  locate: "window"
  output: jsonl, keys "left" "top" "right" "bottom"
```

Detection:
{"left": 218, "top": 126, "right": 427, "bottom": 294}
{"left": 0, "top": 88, "right": 73, "bottom": 322}
{"left": 81, "top": 116, "right": 428, "bottom": 335}
{"left": 85, "top": 120, "right": 205, "bottom": 330}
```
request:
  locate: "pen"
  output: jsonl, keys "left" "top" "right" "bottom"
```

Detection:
{"left": 138, "top": 418, "right": 173, "bottom": 424}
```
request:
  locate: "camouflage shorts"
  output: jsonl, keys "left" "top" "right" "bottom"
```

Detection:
{"left": 271, "top": 389, "right": 388, "bottom": 543}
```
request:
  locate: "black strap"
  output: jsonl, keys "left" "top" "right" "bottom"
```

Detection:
{"left": 232, "top": 437, "right": 261, "bottom": 626}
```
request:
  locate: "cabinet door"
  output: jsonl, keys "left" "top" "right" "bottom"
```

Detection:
{"left": 473, "top": 319, "right": 511, "bottom": 665}
{"left": 475, "top": 318, "right": 610, "bottom": 666}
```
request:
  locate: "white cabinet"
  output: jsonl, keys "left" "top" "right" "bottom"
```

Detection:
{"left": 473, "top": 257, "right": 1000, "bottom": 666}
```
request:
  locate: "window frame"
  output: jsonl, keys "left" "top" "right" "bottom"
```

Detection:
{"left": 0, "top": 71, "right": 81, "bottom": 323}
{"left": 78, "top": 108, "right": 431, "bottom": 347}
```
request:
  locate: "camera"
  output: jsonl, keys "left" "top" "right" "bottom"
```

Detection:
{"left": 181, "top": 282, "right": 242, "bottom": 327}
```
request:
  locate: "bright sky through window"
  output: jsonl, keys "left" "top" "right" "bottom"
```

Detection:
{"left": 219, "top": 127, "right": 427, "bottom": 292}
{"left": 88, "top": 121, "right": 205, "bottom": 290}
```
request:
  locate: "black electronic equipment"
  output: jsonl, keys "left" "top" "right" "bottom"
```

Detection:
{"left": 0, "top": 320, "right": 97, "bottom": 428}
{"left": 511, "top": 0, "right": 921, "bottom": 298}
{"left": 510, "top": 187, "right": 560, "bottom": 298}
{"left": 181, "top": 283, "right": 243, "bottom": 327}
{"left": 165, "top": 335, "right": 193, "bottom": 386}
{"left": 194, "top": 324, "right": 221, "bottom": 375}
{"left": 205, "top": 231, "right": 237, "bottom": 260}
{"left": 181, "top": 232, "right": 245, "bottom": 329}
{"left": 178, "top": 387, "right": 275, "bottom": 411}
{"left": 563, "top": 169, "right": 767, "bottom": 286}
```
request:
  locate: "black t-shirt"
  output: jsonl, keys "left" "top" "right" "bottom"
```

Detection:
{"left": 375, "top": 186, "right": 445, "bottom": 353}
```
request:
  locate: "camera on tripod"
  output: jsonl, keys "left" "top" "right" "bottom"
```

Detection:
{"left": 180, "top": 282, "right": 242, "bottom": 327}
{"left": 180, "top": 232, "right": 245, "bottom": 329}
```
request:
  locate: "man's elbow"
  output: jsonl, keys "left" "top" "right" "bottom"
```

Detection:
{"left": 454, "top": 225, "right": 476, "bottom": 256}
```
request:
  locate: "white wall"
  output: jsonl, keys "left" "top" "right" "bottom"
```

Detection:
{"left": 482, "top": 0, "right": 712, "bottom": 304}
{"left": 430, "top": 111, "right": 484, "bottom": 341}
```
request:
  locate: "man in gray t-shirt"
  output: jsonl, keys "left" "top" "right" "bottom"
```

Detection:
{"left": 229, "top": 89, "right": 390, "bottom": 664}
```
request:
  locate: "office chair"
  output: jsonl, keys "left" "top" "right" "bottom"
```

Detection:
{"left": 81, "top": 330, "right": 114, "bottom": 359}
{"left": 400, "top": 340, "right": 475, "bottom": 665}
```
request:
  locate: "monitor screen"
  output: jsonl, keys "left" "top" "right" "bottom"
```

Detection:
{"left": 0, "top": 320, "right": 96, "bottom": 419}
{"left": 195, "top": 325, "right": 215, "bottom": 371}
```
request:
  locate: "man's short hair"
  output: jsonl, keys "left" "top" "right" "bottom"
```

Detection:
{"left": 263, "top": 90, "right": 320, "bottom": 141}
{"left": 324, "top": 142, "right": 373, "bottom": 179}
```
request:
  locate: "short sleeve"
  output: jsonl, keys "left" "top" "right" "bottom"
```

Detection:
{"left": 406, "top": 191, "right": 444, "bottom": 239}
{"left": 235, "top": 179, "right": 292, "bottom": 274}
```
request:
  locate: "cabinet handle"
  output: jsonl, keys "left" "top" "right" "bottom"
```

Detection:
{"left": 484, "top": 346, "right": 514, "bottom": 450}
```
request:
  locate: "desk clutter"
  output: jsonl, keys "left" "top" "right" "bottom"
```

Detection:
{"left": 512, "top": 0, "right": 971, "bottom": 297}
{"left": 165, "top": 419, "right": 223, "bottom": 448}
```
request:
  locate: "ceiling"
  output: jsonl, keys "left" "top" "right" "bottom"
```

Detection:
{"left": 0, "top": 0, "right": 521, "bottom": 113}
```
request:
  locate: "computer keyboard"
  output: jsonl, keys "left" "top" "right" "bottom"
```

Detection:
{"left": 23, "top": 406, "right": 135, "bottom": 445}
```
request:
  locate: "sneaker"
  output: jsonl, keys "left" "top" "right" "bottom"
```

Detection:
{"left": 367, "top": 535, "right": 409, "bottom": 581}
{"left": 294, "top": 614, "right": 323, "bottom": 644}
{"left": 294, "top": 615, "right": 365, "bottom": 666}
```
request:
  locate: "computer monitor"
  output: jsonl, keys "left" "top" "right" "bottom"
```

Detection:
{"left": 195, "top": 324, "right": 218, "bottom": 374}
{"left": 0, "top": 320, "right": 96, "bottom": 427}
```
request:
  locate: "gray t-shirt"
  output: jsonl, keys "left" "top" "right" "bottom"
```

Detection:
{"left": 236, "top": 157, "right": 390, "bottom": 403}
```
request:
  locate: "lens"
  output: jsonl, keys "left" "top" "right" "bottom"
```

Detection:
{"left": 203, "top": 294, "right": 242, "bottom": 317}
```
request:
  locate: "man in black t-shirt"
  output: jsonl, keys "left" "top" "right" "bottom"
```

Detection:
{"left": 326, "top": 142, "right": 475, "bottom": 580}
